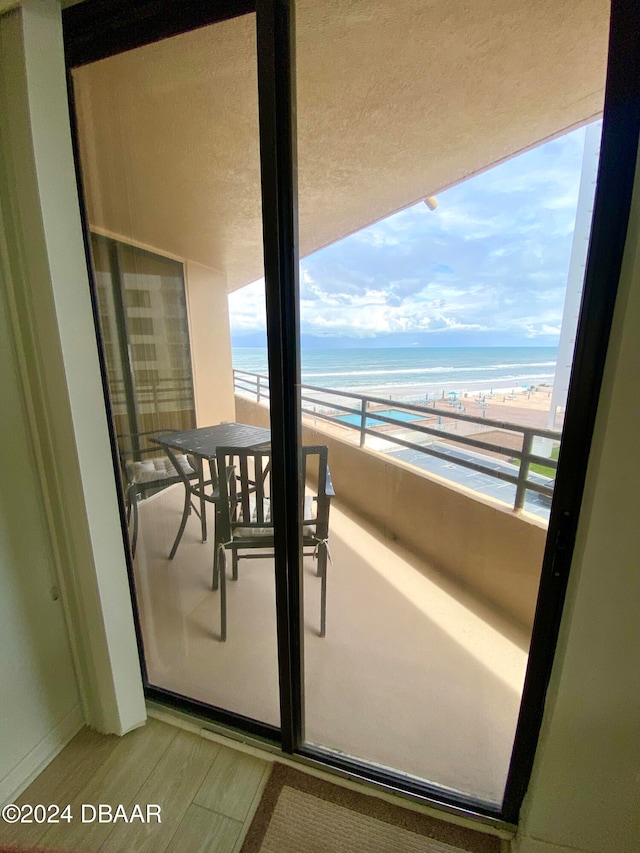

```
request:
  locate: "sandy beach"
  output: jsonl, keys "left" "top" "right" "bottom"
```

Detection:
{"left": 426, "top": 387, "right": 559, "bottom": 431}
{"left": 345, "top": 377, "right": 561, "bottom": 431}
{"left": 365, "top": 375, "right": 551, "bottom": 403}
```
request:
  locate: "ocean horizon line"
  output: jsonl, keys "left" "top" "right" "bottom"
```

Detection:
{"left": 232, "top": 343, "right": 559, "bottom": 351}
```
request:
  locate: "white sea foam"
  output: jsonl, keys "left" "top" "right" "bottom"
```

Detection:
{"left": 304, "top": 361, "right": 556, "bottom": 379}
{"left": 350, "top": 373, "right": 556, "bottom": 395}
{"left": 233, "top": 346, "right": 560, "bottom": 398}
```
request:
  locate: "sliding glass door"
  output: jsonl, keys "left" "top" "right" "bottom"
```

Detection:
{"left": 291, "top": 2, "right": 611, "bottom": 807}
{"left": 64, "top": 0, "right": 639, "bottom": 825}
{"left": 70, "top": 8, "right": 282, "bottom": 731}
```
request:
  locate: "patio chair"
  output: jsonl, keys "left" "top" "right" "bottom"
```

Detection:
{"left": 117, "top": 429, "right": 201, "bottom": 558}
{"left": 212, "top": 445, "right": 334, "bottom": 641}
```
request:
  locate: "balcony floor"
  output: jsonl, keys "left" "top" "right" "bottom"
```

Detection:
{"left": 134, "top": 484, "right": 529, "bottom": 806}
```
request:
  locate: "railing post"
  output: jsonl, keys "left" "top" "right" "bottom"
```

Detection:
{"left": 515, "top": 431, "right": 534, "bottom": 510}
{"left": 359, "top": 398, "right": 368, "bottom": 447}
{"left": 151, "top": 377, "right": 159, "bottom": 414}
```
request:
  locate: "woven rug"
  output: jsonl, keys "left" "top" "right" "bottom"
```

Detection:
{"left": 241, "top": 764, "right": 501, "bottom": 853}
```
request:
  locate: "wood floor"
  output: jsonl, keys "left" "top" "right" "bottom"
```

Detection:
{"left": 0, "top": 719, "right": 270, "bottom": 853}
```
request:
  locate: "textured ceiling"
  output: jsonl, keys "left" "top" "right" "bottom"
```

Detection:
{"left": 73, "top": 0, "right": 609, "bottom": 291}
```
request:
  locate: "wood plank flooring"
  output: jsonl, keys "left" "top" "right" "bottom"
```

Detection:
{"left": 0, "top": 719, "right": 270, "bottom": 853}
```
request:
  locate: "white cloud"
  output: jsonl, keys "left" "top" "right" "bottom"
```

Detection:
{"left": 229, "top": 121, "right": 600, "bottom": 344}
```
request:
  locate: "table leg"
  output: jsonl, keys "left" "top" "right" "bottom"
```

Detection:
{"left": 199, "top": 458, "right": 207, "bottom": 542}
{"left": 169, "top": 482, "right": 191, "bottom": 560}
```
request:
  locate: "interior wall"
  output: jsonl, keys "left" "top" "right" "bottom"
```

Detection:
{"left": 185, "top": 260, "right": 236, "bottom": 426}
{"left": 0, "top": 0, "right": 146, "bottom": 747}
{"left": 0, "top": 219, "right": 83, "bottom": 805}
{"left": 514, "top": 144, "right": 640, "bottom": 853}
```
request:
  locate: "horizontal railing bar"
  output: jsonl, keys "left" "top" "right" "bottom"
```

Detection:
{"left": 528, "top": 454, "right": 558, "bottom": 471}
{"left": 242, "top": 370, "right": 559, "bottom": 459}
{"left": 355, "top": 426, "right": 528, "bottom": 488}
{"left": 382, "top": 435, "right": 553, "bottom": 498}
{"left": 302, "top": 406, "right": 542, "bottom": 489}
{"left": 520, "top": 480, "right": 554, "bottom": 497}
{"left": 234, "top": 369, "right": 557, "bottom": 507}
{"left": 300, "top": 381, "right": 561, "bottom": 440}
{"left": 301, "top": 401, "right": 531, "bottom": 462}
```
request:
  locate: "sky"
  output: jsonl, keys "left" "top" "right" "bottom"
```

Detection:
{"left": 229, "top": 122, "right": 599, "bottom": 349}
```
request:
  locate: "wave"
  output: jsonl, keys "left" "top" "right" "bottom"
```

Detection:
{"left": 344, "top": 372, "right": 557, "bottom": 390}
{"left": 303, "top": 361, "right": 557, "bottom": 379}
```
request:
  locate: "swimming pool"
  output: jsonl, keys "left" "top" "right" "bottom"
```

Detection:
{"left": 336, "top": 408, "right": 424, "bottom": 427}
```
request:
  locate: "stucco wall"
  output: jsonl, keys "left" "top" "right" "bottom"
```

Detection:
{"left": 70, "top": 1, "right": 608, "bottom": 292}
{"left": 236, "top": 396, "right": 546, "bottom": 630}
{"left": 185, "top": 260, "right": 235, "bottom": 427}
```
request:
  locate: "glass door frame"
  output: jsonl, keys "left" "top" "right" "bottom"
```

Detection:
{"left": 63, "top": 0, "right": 640, "bottom": 827}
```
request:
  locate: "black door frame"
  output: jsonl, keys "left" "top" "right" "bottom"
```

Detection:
{"left": 63, "top": 0, "right": 640, "bottom": 826}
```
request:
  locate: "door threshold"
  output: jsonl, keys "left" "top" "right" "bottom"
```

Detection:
{"left": 146, "top": 700, "right": 516, "bottom": 844}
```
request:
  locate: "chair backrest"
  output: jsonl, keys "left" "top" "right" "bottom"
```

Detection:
{"left": 215, "top": 445, "right": 331, "bottom": 543}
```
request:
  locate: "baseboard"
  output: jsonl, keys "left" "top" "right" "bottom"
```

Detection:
{"left": 0, "top": 703, "right": 84, "bottom": 806}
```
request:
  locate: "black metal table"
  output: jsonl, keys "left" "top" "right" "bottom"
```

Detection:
{"left": 151, "top": 422, "right": 270, "bottom": 558}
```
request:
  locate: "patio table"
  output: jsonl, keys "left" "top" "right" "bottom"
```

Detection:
{"left": 151, "top": 422, "right": 270, "bottom": 558}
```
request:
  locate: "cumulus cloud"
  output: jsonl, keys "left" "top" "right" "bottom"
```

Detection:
{"left": 229, "top": 121, "right": 601, "bottom": 345}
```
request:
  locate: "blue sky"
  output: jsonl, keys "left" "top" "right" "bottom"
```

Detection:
{"left": 229, "top": 122, "right": 598, "bottom": 349}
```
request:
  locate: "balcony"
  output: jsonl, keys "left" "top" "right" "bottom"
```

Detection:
{"left": 129, "top": 370, "right": 553, "bottom": 806}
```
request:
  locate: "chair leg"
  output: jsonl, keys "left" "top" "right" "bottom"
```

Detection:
{"left": 131, "top": 493, "right": 139, "bottom": 559}
{"left": 197, "top": 460, "right": 207, "bottom": 543}
{"left": 212, "top": 510, "right": 222, "bottom": 590}
{"left": 318, "top": 543, "right": 327, "bottom": 638}
{"left": 212, "top": 545, "right": 219, "bottom": 591}
{"left": 200, "top": 492, "right": 207, "bottom": 542}
{"left": 232, "top": 550, "right": 239, "bottom": 581}
{"left": 219, "top": 548, "right": 227, "bottom": 642}
{"left": 169, "top": 484, "right": 192, "bottom": 560}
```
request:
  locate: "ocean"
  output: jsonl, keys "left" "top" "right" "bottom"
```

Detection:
{"left": 232, "top": 346, "right": 558, "bottom": 400}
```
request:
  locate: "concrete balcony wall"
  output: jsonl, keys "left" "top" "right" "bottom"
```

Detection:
{"left": 184, "top": 260, "right": 235, "bottom": 427}
{"left": 236, "top": 395, "right": 546, "bottom": 631}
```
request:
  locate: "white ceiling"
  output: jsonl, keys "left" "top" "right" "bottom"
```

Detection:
{"left": 74, "top": 0, "right": 609, "bottom": 291}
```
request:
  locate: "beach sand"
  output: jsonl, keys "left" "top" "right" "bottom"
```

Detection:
{"left": 427, "top": 389, "right": 560, "bottom": 430}
{"left": 354, "top": 377, "right": 561, "bottom": 431}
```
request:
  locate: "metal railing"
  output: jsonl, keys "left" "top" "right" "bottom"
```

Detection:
{"left": 108, "top": 375, "right": 195, "bottom": 415}
{"left": 234, "top": 368, "right": 561, "bottom": 512}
